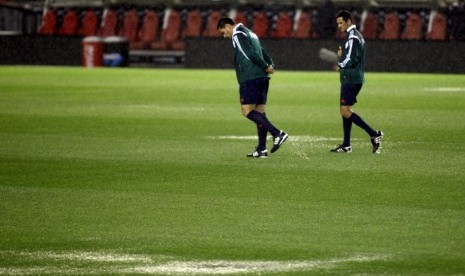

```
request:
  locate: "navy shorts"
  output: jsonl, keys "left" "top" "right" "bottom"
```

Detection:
{"left": 239, "top": 77, "right": 269, "bottom": 105}
{"left": 340, "top": 83, "right": 363, "bottom": 106}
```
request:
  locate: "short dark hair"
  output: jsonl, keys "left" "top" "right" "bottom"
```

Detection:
{"left": 217, "top": 17, "right": 235, "bottom": 30}
{"left": 336, "top": 10, "right": 353, "bottom": 22}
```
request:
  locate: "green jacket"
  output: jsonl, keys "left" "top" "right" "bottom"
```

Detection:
{"left": 338, "top": 25, "right": 365, "bottom": 84}
{"left": 232, "top": 23, "right": 273, "bottom": 84}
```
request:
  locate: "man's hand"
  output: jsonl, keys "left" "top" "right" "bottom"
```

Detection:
{"left": 337, "top": 46, "right": 342, "bottom": 59}
{"left": 265, "top": 65, "right": 274, "bottom": 74}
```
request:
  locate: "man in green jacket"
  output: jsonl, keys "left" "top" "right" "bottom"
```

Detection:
{"left": 217, "top": 17, "right": 288, "bottom": 158}
{"left": 331, "top": 10, "right": 383, "bottom": 154}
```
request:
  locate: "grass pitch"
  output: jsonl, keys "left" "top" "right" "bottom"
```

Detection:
{"left": 0, "top": 66, "right": 465, "bottom": 274}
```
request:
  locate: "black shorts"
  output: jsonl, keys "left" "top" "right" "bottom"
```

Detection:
{"left": 239, "top": 77, "right": 269, "bottom": 105}
{"left": 340, "top": 83, "right": 363, "bottom": 106}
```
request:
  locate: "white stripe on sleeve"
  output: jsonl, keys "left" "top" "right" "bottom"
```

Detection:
{"left": 233, "top": 34, "right": 250, "bottom": 60}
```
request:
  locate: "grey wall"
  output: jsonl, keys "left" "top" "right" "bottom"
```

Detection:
{"left": 185, "top": 38, "right": 465, "bottom": 74}
{"left": 0, "top": 35, "right": 82, "bottom": 65}
{"left": 1, "top": 35, "right": 464, "bottom": 74}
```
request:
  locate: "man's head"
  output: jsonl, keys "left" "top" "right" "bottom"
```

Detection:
{"left": 217, "top": 17, "right": 235, "bottom": 38}
{"left": 336, "top": 10, "right": 353, "bottom": 33}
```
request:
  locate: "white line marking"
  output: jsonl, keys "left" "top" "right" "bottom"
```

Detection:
{"left": 206, "top": 135, "right": 355, "bottom": 142}
{"left": 0, "top": 251, "right": 389, "bottom": 275}
{"left": 208, "top": 135, "right": 257, "bottom": 140}
{"left": 127, "top": 255, "right": 388, "bottom": 274}
{"left": 0, "top": 250, "right": 156, "bottom": 263}
{"left": 422, "top": 87, "right": 465, "bottom": 92}
{"left": 207, "top": 135, "right": 364, "bottom": 160}
{"left": 126, "top": 104, "right": 206, "bottom": 112}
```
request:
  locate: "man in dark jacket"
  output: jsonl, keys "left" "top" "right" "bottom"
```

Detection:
{"left": 217, "top": 17, "right": 288, "bottom": 158}
{"left": 331, "top": 10, "right": 383, "bottom": 154}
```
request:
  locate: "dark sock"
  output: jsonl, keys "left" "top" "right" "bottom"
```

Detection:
{"left": 257, "top": 123, "right": 267, "bottom": 151}
{"left": 350, "top": 113, "right": 376, "bottom": 137}
{"left": 246, "top": 110, "right": 280, "bottom": 137}
{"left": 342, "top": 117, "right": 352, "bottom": 146}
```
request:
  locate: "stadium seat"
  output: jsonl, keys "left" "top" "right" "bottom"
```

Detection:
{"left": 151, "top": 9, "right": 182, "bottom": 50}
{"left": 272, "top": 11, "right": 293, "bottom": 38}
{"left": 98, "top": 8, "right": 118, "bottom": 37}
{"left": 78, "top": 9, "right": 99, "bottom": 36}
{"left": 252, "top": 11, "right": 269, "bottom": 38}
{"left": 401, "top": 12, "right": 423, "bottom": 40}
{"left": 168, "top": 9, "right": 202, "bottom": 51}
{"left": 292, "top": 10, "right": 312, "bottom": 39}
{"left": 37, "top": 8, "right": 57, "bottom": 35}
{"left": 202, "top": 10, "right": 222, "bottom": 37}
{"left": 379, "top": 11, "right": 400, "bottom": 40}
{"left": 184, "top": 9, "right": 202, "bottom": 37}
{"left": 130, "top": 10, "right": 160, "bottom": 49}
{"left": 426, "top": 11, "right": 447, "bottom": 41}
{"left": 119, "top": 9, "right": 139, "bottom": 42}
{"left": 58, "top": 9, "right": 78, "bottom": 35}
{"left": 234, "top": 11, "right": 249, "bottom": 27}
{"left": 360, "top": 11, "right": 378, "bottom": 39}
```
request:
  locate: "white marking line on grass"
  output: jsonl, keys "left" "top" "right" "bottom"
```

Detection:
{"left": 41, "top": 251, "right": 154, "bottom": 263}
{"left": 207, "top": 135, "right": 361, "bottom": 160}
{"left": 423, "top": 87, "right": 465, "bottom": 92}
{"left": 0, "top": 251, "right": 172, "bottom": 275}
{"left": 0, "top": 251, "right": 389, "bottom": 275}
{"left": 126, "top": 104, "right": 206, "bottom": 112}
{"left": 127, "top": 255, "right": 388, "bottom": 275}
{"left": 1, "top": 250, "right": 155, "bottom": 263}
{"left": 207, "top": 135, "right": 351, "bottom": 142}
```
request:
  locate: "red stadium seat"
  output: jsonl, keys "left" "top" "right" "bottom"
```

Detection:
{"left": 78, "top": 9, "right": 99, "bottom": 36}
{"left": 98, "top": 8, "right": 118, "bottom": 37}
{"left": 131, "top": 10, "right": 160, "bottom": 49}
{"left": 184, "top": 9, "right": 202, "bottom": 37}
{"left": 272, "top": 12, "right": 293, "bottom": 38}
{"left": 361, "top": 11, "right": 378, "bottom": 39}
{"left": 234, "top": 11, "right": 249, "bottom": 27}
{"left": 292, "top": 11, "right": 313, "bottom": 38}
{"left": 427, "top": 11, "right": 447, "bottom": 41}
{"left": 379, "top": 12, "right": 400, "bottom": 40}
{"left": 37, "top": 8, "right": 57, "bottom": 35}
{"left": 58, "top": 9, "right": 78, "bottom": 35}
{"left": 401, "top": 12, "right": 423, "bottom": 40}
{"left": 119, "top": 9, "right": 139, "bottom": 42}
{"left": 170, "top": 9, "right": 203, "bottom": 51}
{"left": 253, "top": 11, "right": 269, "bottom": 38}
{"left": 151, "top": 9, "right": 182, "bottom": 50}
{"left": 203, "top": 10, "right": 222, "bottom": 37}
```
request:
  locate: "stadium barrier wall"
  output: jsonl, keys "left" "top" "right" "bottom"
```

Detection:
{"left": 0, "top": 35, "right": 129, "bottom": 67}
{"left": 0, "top": 35, "right": 82, "bottom": 65}
{"left": 1, "top": 35, "right": 465, "bottom": 74}
{"left": 185, "top": 38, "right": 465, "bottom": 74}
